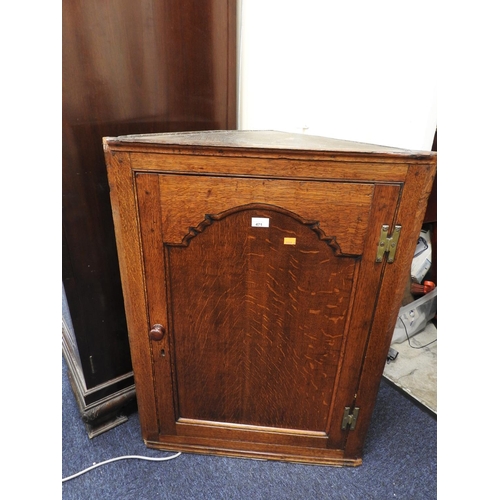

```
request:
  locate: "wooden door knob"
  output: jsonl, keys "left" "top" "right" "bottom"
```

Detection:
{"left": 149, "top": 324, "right": 165, "bottom": 341}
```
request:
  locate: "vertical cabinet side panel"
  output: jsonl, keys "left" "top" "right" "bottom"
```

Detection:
{"left": 344, "top": 163, "right": 437, "bottom": 457}
{"left": 105, "top": 147, "right": 158, "bottom": 440}
{"left": 327, "top": 183, "right": 402, "bottom": 452}
{"left": 135, "top": 173, "right": 178, "bottom": 436}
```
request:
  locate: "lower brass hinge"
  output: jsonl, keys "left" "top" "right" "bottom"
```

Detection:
{"left": 376, "top": 224, "right": 401, "bottom": 263}
{"left": 341, "top": 407, "right": 360, "bottom": 430}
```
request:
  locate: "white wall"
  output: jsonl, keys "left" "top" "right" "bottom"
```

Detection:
{"left": 237, "top": 1, "right": 436, "bottom": 151}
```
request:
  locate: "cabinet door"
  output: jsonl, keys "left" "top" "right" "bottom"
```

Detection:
{"left": 135, "top": 172, "right": 400, "bottom": 464}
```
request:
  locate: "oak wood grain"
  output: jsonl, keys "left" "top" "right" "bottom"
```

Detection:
{"left": 105, "top": 148, "right": 159, "bottom": 440}
{"left": 325, "top": 183, "right": 402, "bottom": 451}
{"left": 129, "top": 151, "right": 410, "bottom": 180}
{"left": 344, "top": 164, "right": 437, "bottom": 458}
{"left": 147, "top": 435, "right": 361, "bottom": 466}
{"left": 159, "top": 174, "right": 374, "bottom": 255}
{"left": 135, "top": 173, "right": 180, "bottom": 436}
{"left": 167, "top": 206, "right": 357, "bottom": 431}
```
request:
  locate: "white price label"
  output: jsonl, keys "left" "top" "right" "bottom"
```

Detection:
{"left": 251, "top": 217, "right": 269, "bottom": 228}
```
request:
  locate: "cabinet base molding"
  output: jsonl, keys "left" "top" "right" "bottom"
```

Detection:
{"left": 63, "top": 321, "right": 136, "bottom": 438}
{"left": 146, "top": 439, "right": 362, "bottom": 467}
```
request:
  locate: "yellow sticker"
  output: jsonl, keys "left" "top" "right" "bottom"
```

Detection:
{"left": 284, "top": 237, "right": 296, "bottom": 245}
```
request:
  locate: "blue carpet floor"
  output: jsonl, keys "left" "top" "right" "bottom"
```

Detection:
{"left": 62, "top": 356, "right": 437, "bottom": 499}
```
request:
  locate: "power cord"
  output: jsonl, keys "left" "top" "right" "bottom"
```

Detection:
{"left": 62, "top": 452, "right": 182, "bottom": 483}
{"left": 400, "top": 316, "right": 437, "bottom": 349}
{"left": 64, "top": 322, "right": 434, "bottom": 482}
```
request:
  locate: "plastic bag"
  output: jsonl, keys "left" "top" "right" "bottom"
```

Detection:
{"left": 411, "top": 229, "right": 432, "bottom": 283}
{"left": 391, "top": 288, "right": 437, "bottom": 344}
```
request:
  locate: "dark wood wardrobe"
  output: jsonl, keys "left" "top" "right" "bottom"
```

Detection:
{"left": 62, "top": 0, "right": 237, "bottom": 437}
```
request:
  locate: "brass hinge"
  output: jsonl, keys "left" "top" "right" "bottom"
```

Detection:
{"left": 341, "top": 407, "right": 360, "bottom": 430}
{"left": 376, "top": 224, "right": 401, "bottom": 263}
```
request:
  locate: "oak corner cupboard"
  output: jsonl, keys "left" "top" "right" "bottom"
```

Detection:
{"left": 103, "top": 130, "right": 436, "bottom": 466}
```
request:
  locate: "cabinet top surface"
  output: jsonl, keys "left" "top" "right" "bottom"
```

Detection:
{"left": 104, "top": 130, "right": 435, "bottom": 159}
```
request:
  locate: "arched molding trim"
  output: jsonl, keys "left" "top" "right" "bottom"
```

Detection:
{"left": 168, "top": 202, "right": 355, "bottom": 257}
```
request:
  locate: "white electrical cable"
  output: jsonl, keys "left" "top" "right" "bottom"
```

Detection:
{"left": 62, "top": 452, "right": 182, "bottom": 483}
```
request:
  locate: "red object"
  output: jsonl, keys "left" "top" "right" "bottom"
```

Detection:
{"left": 411, "top": 280, "right": 436, "bottom": 295}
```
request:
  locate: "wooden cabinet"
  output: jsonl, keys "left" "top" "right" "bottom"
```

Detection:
{"left": 104, "top": 130, "right": 436, "bottom": 465}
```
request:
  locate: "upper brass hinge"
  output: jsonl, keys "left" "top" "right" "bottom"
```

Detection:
{"left": 341, "top": 407, "right": 360, "bottom": 430}
{"left": 376, "top": 224, "right": 401, "bottom": 263}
